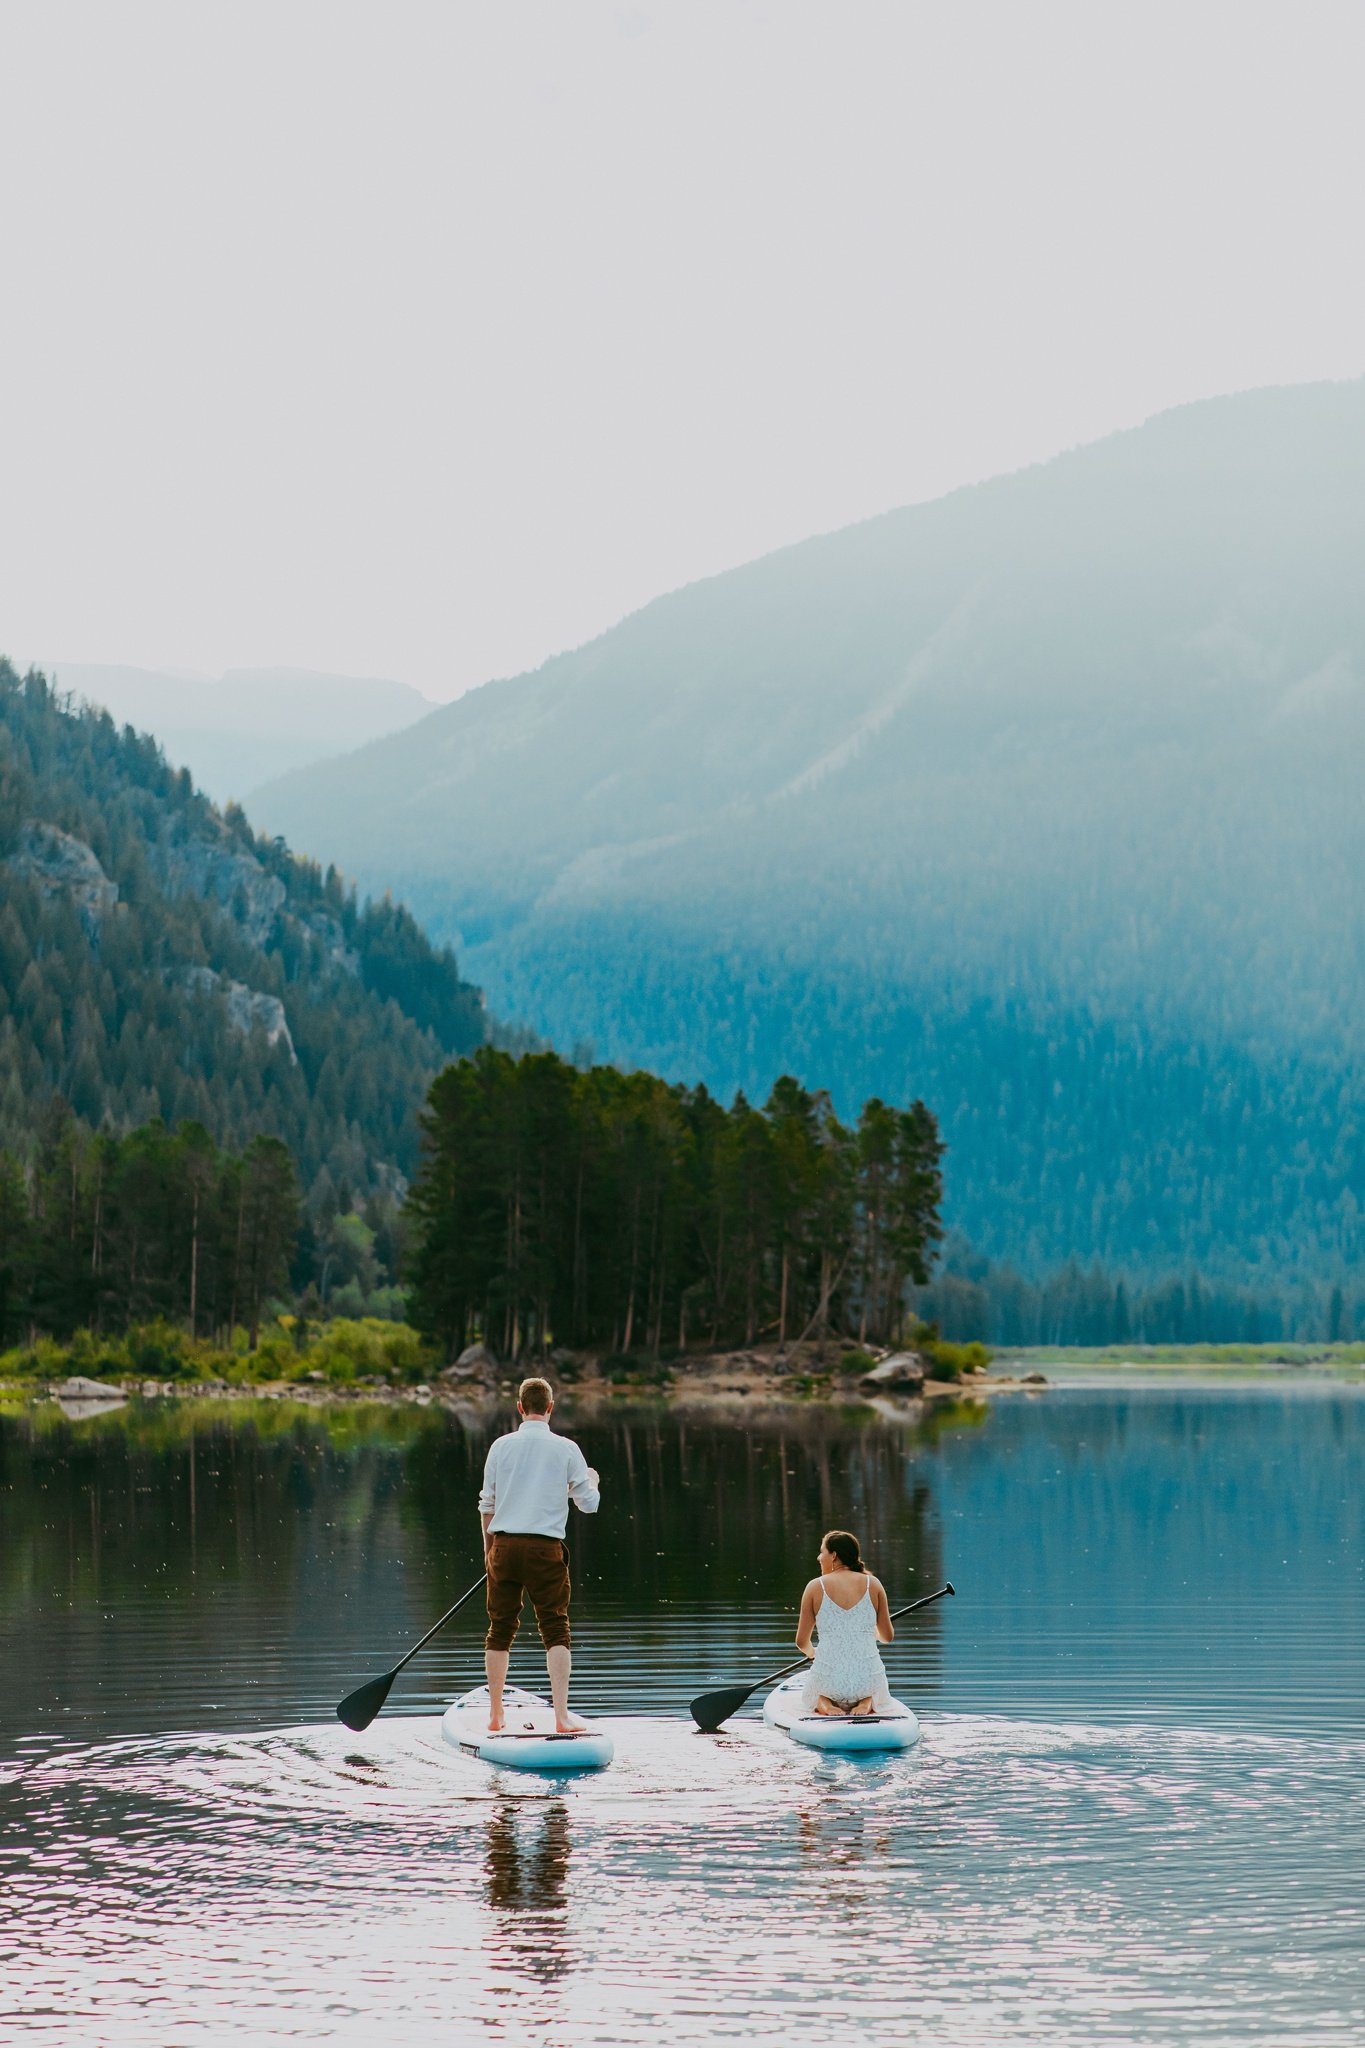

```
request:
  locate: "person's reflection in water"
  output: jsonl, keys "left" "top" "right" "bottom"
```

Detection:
{"left": 796, "top": 1798, "right": 893, "bottom": 1899}
{"left": 484, "top": 1800, "right": 574, "bottom": 1993}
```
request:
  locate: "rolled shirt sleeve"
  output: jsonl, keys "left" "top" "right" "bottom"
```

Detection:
{"left": 566, "top": 1442, "right": 600, "bottom": 1516}
{"left": 477, "top": 1439, "right": 502, "bottom": 1516}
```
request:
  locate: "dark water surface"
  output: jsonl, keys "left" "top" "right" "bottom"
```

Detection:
{"left": 3, "top": 1382, "right": 1363, "bottom": 2044}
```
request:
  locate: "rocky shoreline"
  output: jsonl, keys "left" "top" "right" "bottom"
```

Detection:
{"left": 32, "top": 1342, "right": 1047, "bottom": 1417}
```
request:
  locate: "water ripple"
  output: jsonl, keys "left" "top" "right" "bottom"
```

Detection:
{"left": 4, "top": 1713, "right": 1364, "bottom": 2046}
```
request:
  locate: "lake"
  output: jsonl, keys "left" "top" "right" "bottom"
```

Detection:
{"left": 3, "top": 1379, "right": 1363, "bottom": 2044}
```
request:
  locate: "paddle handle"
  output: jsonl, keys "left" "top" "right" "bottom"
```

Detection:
{"left": 390, "top": 1573, "right": 487, "bottom": 1677}
{"left": 752, "top": 1580, "right": 956, "bottom": 1691}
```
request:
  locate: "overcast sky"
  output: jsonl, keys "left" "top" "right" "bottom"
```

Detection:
{"left": 1, "top": 0, "right": 1362, "bottom": 701}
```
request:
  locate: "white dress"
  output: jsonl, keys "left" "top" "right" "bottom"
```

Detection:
{"left": 799, "top": 1575, "right": 893, "bottom": 1713}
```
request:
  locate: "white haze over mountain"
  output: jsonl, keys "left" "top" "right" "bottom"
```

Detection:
{"left": 1, "top": 3, "right": 1363, "bottom": 695}
{"left": 54, "top": 665, "right": 431, "bottom": 806}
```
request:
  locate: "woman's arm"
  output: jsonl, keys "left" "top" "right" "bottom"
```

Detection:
{"left": 872, "top": 1578, "right": 894, "bottom": 1643}
{"left": 795, "top": 1580, "right": 821, "bottom": 1655}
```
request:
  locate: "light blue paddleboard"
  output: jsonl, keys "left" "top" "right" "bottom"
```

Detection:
{"left": 763, "top": 1672, "right": 920, "bottom": 1753}
{"left": 441, "top": 1684, "right": 614, "bottom": 1772}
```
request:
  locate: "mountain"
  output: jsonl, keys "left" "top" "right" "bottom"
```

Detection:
{"left": 53, "top": 663, "right": 431, "bottom": 804}
{"left": 0, "top": 662, "right": 484, "bottom": 1195}
{"left": 250, "top": 379, "right": 1365, "bottom": 1303}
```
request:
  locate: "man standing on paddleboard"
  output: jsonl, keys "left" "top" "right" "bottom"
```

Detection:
{"left": 478, "top": 1375, "right": 601, "bottom": 1733}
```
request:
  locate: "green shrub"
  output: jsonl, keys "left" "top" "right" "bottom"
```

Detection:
{"left": 126, "top": 1321, "right": 196, "bottom": 1379}
{"left": 791, "top": 1372, "right": 832, "bottom": 1399}
{"left": 923, "top": 1338, "right": 992, "bottom": 1380}
{"left": 312, "top": 1317, "right": 432, "bottom": 1384}
{"left": 599, "top": 1349, "right": 672, "bottom": 1386}
{"left": 0, "top": 1335, "right": 70, "bottom": 1380}
{"left": 1, "top": 1316, "right": 438, "bottom": 1390}
{"left": 840, "top": 1348, "right": 878, "bottom": 1375}
{"left": 601, "top": 1349, "right": 643, "bottom": 1382}
{"left": 366, "top": 1286, "right": 409, "bottom": 1322}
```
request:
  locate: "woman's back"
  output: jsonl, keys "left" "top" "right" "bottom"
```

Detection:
{"left": 813, "top": 1570, "right": 876, "bottom": 1615}
{"left": 795, "top": 1533, "right": 894, "bottom": 1716}
{"left": 802, "top": 1573, "right": 890, "bottom": 1710}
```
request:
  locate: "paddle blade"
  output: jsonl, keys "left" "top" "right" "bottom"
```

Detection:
{"left": 690, "top": 1683, "right": 755, "bottom": 1733}
{"left": 337, "top": 1669, "right": 396, "bottom": 1732}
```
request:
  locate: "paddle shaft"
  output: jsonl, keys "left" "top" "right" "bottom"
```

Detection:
{"left": 388, "top": 1573, "right": 487, "bottom": 1678}
{"left": 748, "top": 1581, "right": 955, "bottom": 1694}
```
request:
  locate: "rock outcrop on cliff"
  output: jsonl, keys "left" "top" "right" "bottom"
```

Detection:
{"left": 154, "top": 822, "right": 286, "bottom": 948}
{"left": 7, "top": 822, "right": 119, "bottom": 936}
{"left": 183, "top": 966, "right": 298, "bottom": 1063}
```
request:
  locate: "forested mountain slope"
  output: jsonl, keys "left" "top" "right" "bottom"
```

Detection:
{"left": 0, "top": 665, "right": 485, "bottom": 1195}
{"left": 254, "top": 380, "right": 1365, "bottom": 1300}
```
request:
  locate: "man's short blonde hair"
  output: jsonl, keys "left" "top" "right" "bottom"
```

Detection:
{"left": 518, "top": 1376, "right": 554, "bottom": 1415}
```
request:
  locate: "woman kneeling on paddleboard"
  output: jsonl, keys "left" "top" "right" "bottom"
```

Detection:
{"left": 794, "top": 1530, "right": 895, "bottom": 1717}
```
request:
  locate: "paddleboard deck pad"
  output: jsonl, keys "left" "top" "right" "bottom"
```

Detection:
{"left": 441, "top": 1685, "right": 614, "bottom": 1771}
{"left": 763, "top": 1673, "right": 920, "bottom": 1752}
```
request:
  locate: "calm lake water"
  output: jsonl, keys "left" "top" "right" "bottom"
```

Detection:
{"left": 3, "top": 1379, "right": 1363, "bottom": 2045}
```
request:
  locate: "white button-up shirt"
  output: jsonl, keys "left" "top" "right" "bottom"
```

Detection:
{"left": 478, "top": 1417, "right": 601, "bottom": 1539}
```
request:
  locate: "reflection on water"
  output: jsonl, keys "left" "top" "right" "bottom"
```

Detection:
{"left": 485, "top": 1801, "right": 574, "bottom": 1999}
{"left": 2, "top": 1385, "right": 1364, "bottom": 2043}
{"left": 4, "top": 1712, "right": 1364, "bottom": 2046}
{"left": 0, "top": 1393, "right": 955, "bottom": 1743}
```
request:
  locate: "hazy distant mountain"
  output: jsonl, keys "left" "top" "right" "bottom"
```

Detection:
{"left": 54, "top": 663, "right": 431, "bottom": 804}
{"left": 252, "top": 379, "right": 1365, "bottom": 1300}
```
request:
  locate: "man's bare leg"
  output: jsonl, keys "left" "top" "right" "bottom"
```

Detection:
{"left": 486, "top": 1648, "right": 509, "bottom": 1730}
{"left": 547, "top": 1646, "right": 586, "bottom": 1735}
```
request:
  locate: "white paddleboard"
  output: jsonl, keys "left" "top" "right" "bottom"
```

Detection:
{"left": 763, "top": 1672, "right": 920, "bottom": 1753}
{"left": 441, "top": 1684, "right": 614, "bottom": 1771}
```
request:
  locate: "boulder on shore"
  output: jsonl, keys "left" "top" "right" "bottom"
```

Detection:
{"left": 53, "top": 1375, "right": 127, "bottom": 1420}
{"left": 440, "top": 1342, "right": 499, "bottom": 1384}
{"left": 859, "top": 1352, "right": 926, "bottom": 1393}
{"left": 55, "top": 1375, "right": 119, "bottom": 1400}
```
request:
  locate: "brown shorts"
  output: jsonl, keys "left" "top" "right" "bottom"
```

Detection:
{"left": 485, "top": 1533, "right": 572, "bottom": 1653}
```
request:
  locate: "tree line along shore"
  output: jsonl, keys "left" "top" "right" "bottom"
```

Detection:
{"left": 0, "top": 1046, "right": 958, "bottom": 1386}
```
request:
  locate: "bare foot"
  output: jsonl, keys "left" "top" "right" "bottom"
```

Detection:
{"left": 554, "top": 1715, "right": 588, "bottom": 1735}
{"left": 851, "top": 1698, "right": 874, "bottom": 1717}
{"left": 487, "top": 1712, "right": 505, "bottom": 1732}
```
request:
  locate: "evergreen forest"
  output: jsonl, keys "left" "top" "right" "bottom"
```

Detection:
{"left": 403, "top": 1049, "right": 944, "bottom": 1358}
{"left": 0, "top": 1053, "right": 945, "bottom": 1366}
{"left": 915, "top": 1238, "right": 1363, "bottom": 1349}
{"left": 0, "top": 662, "right": 485, "bottom": 1207}
{"left": 0, "top": 1114, "right": 298, "bottom": 1348}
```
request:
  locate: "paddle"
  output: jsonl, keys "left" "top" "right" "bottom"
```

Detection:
{"left": 689, "top": 1581, "right": 955, "bottom": 1732}
{"left": 336, "top": 1573, "right": 488, "bottom": 1731}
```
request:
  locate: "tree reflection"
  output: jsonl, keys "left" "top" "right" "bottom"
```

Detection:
{"left": 0, "top": 1393, "right": 969, "bottom": 1737}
